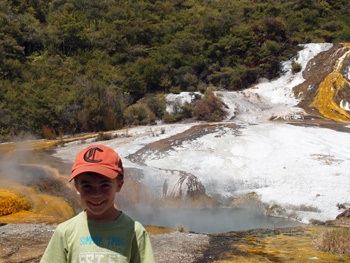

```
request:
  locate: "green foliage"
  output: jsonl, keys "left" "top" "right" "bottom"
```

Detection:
{"left": 163, "top": 100, "right": 195, "bottom": 123}
{"left": 163, "top": 112, "right": 184, "bottom": 123}
{"left": 0, "top": 0, "right": 349, "bottom": 140}
{"left": 170, "top": 86, "right": 181, "bottom": 94}
{"left": 145, "top": 94, "right": 167, "bottom": 119}
{"left": 292, "top": 62, "right": 302, "bottom": 74}
{"left": 124, "top": 103, "right": 156, "bottom": 126}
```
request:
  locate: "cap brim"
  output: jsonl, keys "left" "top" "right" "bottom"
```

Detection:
{"left": 69, "top": 166, "right": 120, "bottom": 182}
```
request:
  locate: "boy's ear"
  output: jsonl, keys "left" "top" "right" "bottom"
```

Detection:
{"left": 74, "top": 181, "right": 81, "bottom": 196}
{"left": 116, "top": 180, "right": 124, "bottom": 193}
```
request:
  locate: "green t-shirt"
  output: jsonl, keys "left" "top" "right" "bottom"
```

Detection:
{"left": 40, "top": 212, "right": 155, "bottom": 263}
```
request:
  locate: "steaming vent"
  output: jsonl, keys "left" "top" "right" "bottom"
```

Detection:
{"left": 0, "top": 163, "right": 79, "bottom": 223}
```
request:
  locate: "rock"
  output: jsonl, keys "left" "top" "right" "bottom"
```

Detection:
{"left": 336, "top": 209, "right": 350, "bottom": 220}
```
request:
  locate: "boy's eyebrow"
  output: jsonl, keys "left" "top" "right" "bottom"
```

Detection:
{"left": 79, "top": 178, "right": 113, "bottom": 184}
{"left": 100, "top": 179, "right": 113, "bottom": 184}
{"left": 79, "top": 180, "right": 91, "bottom": 184}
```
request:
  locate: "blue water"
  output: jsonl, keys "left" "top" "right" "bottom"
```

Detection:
{"left": 121, "top": 206, "right": 303, "bottom": 234}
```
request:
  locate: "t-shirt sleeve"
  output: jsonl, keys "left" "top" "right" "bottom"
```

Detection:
{"left": 40, "top": 226, "right": 68, "bottom": 263}
{"left": 130, "top": 222, "right": 155, "bottom": 263}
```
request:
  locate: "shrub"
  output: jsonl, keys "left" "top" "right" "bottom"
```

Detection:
{"left": 197, "top": 82, "right": 207, "bottom": 93}
{"left": 194, "top": 90, "right": 225, "bottom": 122}
{"left": 163, "top": 113, "right": 184, "bottom": 123}
{"left": 187, "top": 86, "right": 196, "bottom": 92}
{"left": 292, "top": 62, "right": 302, "bottom": 74}
{"left": 95, "top": 132, "right": 112, "bottom": 141}
{"left": 124, "top": 104, "right": 156, "bottom": 126}
{"left": 42, "top": 126, "right": 56, "bottom": 140}
{"left": 181, "top": 102, "right": 194, "bottom": 118}
{"left": 176, "top": 224, "right": 188, "bottom": 233}
{"left": 145, "top": 94, "right": 166, "bottom": 119}
{"left": 170, "top": 86, "right": 181, "bottom": 94}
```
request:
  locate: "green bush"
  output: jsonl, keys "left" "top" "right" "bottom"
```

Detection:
{"left": 163, "top": 113, "right": 184, "bottom": 123}
{"left": 145, "top": 94, "right": 166, "bottom": 119}
{"left": 170, "top": 86, "right": 181, "bottom": 94}
{"left": 292, "top": 62, "right": 302, "bottom": 74}
{"left": 124, "top": 104, "right": 156, "bottom": 126}
{"left": 182, "top": 102, "right": 194, "bottom": 118}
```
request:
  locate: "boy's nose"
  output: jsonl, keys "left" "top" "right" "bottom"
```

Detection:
{"left": 90, "top": 187, "right": 103, "bottom": 196}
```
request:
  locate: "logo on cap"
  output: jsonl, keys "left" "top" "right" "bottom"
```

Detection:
{"left": 83, "top": 147, "right": 103, "bottom": 163}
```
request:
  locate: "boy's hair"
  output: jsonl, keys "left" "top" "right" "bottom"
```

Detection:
{"left": 69, "top": 145, "right": 124, "bottom": 182}
{"left": 73, "top": 172, "right": 123, "bottom": 183}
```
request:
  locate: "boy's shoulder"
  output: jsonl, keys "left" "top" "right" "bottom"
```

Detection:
{"left": 56, "top": 211, "right": 86, "bottom": 232}
{"left": 119, "top": 212, "right": 144, "bottom": 229}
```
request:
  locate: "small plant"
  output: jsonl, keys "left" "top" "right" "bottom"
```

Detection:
{"left": 95, "top": 132, "right": 112, "bottom": 141}
{"left": 176, "top": 224, "right": 188, "bottom": 233}
{"left": 181, "top": 102, "right": 194, "bottom": 118}
{"left": 42, "top": 126, "right": 56, "bottom": 140}
{"left": 194, "top": 90, "right": 225, "bottom": 122}
{"left": 292, "top": 62, "right": 302, "bottom": 74}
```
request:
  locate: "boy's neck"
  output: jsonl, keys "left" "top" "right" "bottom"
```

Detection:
{"left": 85, "top": 208, "right": 121, "bottom": 223}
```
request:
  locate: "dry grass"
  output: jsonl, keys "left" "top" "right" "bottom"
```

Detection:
{"left": 313, "top": 227, "right": 350, "bottom": 254}
{"left": 176, "top": 224, "right": 189, "bottom": 233}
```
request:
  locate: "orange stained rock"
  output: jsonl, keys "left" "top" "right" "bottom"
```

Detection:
{"left": 0, "top": 140, "right": 57, "bottom": 155}
{"left": 312, "top": 44, "right": 350, "bottom": 122}
{"left": 30, "top": 193, "right": 75, "bottom": 218}
{"left": 0, "top": 210, "right": 66, "bottom": 224}
{"left": 144, "top": 226, "right": 176, "bottom": 235}
{"left": 0, "top": 190, "right": 31, "bottom": 216}
{"left": 0, "top": 186, "right": 75, "bottom": 223}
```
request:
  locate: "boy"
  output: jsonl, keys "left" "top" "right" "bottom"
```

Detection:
{"left": 41, "top": 145, "right": 155, "bottom": 263}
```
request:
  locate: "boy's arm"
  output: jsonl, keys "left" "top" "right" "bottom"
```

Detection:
{"left": 131, "top": 223, "right": 155, "bottom": 263}
{"left": 40, "top": 227, "right": 68, "bottom": 263}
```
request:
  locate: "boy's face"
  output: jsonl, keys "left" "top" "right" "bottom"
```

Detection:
{"left": 74, "top": 172, "right": 124, "bottom": 223}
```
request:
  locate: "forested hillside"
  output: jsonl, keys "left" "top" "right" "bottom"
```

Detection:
{"left": 1, "top": 0, "right": 350, "bottom": 140}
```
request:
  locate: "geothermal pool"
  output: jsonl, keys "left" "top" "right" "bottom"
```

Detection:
{"left": 121, "top": 205, "right": 303, "bottom": 234}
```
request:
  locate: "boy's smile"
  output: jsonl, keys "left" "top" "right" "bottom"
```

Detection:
{"left": 74, "top": 172, "right": 123, "bottom": 223}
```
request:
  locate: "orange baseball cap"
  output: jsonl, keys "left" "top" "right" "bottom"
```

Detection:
{"left": 69, "top": 145, "right": 124, "bottom": 182}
